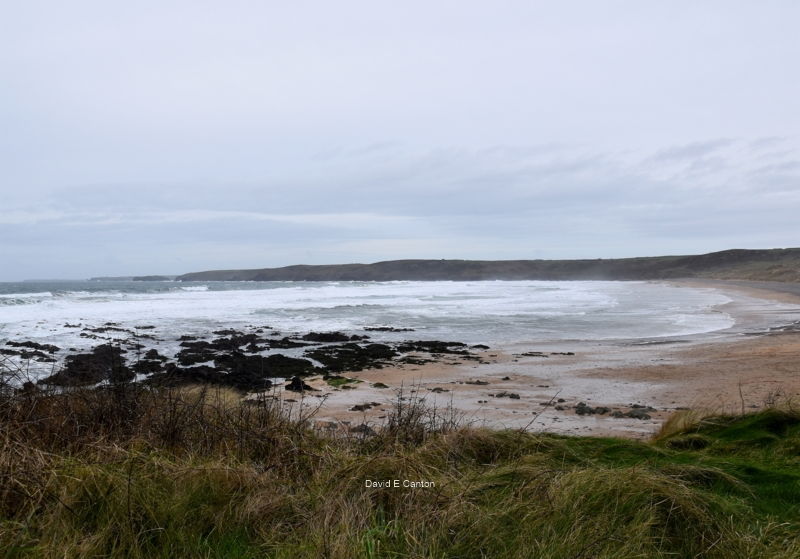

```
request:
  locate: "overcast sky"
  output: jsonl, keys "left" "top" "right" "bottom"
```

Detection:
{"left": 2, "top": 1, "right": 799, "bottom": 280}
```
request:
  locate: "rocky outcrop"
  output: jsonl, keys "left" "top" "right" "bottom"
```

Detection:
{"left": 41, "top": 344, "right": 132, "bottom": 386}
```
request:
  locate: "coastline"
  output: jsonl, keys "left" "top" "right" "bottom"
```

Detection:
{"left": 3, "top": 278, "right": 800, "bottom": 440}
{"left": 302, "top": 279, "right": 800, "bottom": 439}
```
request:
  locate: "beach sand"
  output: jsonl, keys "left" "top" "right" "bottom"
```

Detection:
{"left": 279, "top": 280, "right": 800, "bottom": 439}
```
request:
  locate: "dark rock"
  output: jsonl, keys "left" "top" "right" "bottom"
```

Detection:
{"left": 301, "top": 331, "right": 352, "bottom": 343}
{"left": 132, "top": 360, "right": 164, "bottom": 375}
{"left": 575, "top": 402, "right": 611, "bottom": 415}
{"left": 372, "top": 382, "right": 389, "bottom": 389}
{"left": 267, "top": 337, "right": 310, "bottom": 349}
{"left": 624, "top": 408, "right": 652, "bottom": 420}
{"left": 430, "top": 387, "right": 449, "bottom": 393}
{"left": 176, "top": 341, "right": 215, "bottom": 366}
{"left": 305, "top": 343, "right": 397, "bottom": 372}
{"left": 148, "top": 364, "right": 248, "bottom": 388}
{"left": 41, "top": 344, "right": 132, "bottom": 386}
{"left": 144, "top": 349, "right": 167, "bottom": 361}
{"left": 363, "top": 343, "right": 397, "bottom": 359}
{"left": 285, "top": 376, "right": 316, "bottom": 392}
{"left": 612, "top": 405, "right": 655, "bottom": 420}
{"left": 396, "top": 340, "right": 470, "bottom": 355}
{"left": 213, "top": 329, "right": 244, "bottom": 336}
{"left": 492, "top": 391, "right": 521, "bottom": 399}
{"left": 364, "top": 326, "right": 415, "bottom": 332}
{"left": 397, "top": 356, "right": 434, "bottom": 365}
{"left": 149, "top": 352, "right": 315, "bottom": 391}
{"left": 7, "top": 340, "right": 60, "bottom": 353}
{"left": 209, "top": 334, "right": 261, "bottom": 351}
{"left": 19, "top": 381, "right": 38, "bottom": 394}
{"left": 465, "top": 380, "right": 489, "bottom": 385}
{"left": 85, "top": 325, "right": 132, "bottom": 334}
{"left": 629, "top": 404, "right": 655, "bottom": 411}
{"left": 0, "top": 347, "right": 56, "bottom": 361}
{"left": 179, "top": 340, "right": 212, "bottom": 350}
{"left": 471, "top": 344, "right": 490, "bottom": 350}
{"left": 179, "top": 334, "right": 264, "bottom": 355}
{"left": 245, "top": 343, "right": 265, "bottom": 353}
{"left": 350, "top": 402, "right": 376, "bottom": 412}
{"left": 215, "top": 352, "right": 317, "bottom": 378}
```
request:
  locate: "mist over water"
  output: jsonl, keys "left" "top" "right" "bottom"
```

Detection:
{"left": 0, "top": 281, "right": 735, "bottom": 352}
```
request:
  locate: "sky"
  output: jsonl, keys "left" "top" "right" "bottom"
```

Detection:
{"left": 1, "top": 1, "right": 799, "bottom": 280}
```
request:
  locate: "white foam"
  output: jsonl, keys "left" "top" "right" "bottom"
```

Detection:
{"left": 0, "top": 291, "right": 52, "bottom": 299}
{"left": 180, "top": 285, "right": 209, "bottom": 292}
{"left": 0, "top": 280, "right": 754, "bottom": 352}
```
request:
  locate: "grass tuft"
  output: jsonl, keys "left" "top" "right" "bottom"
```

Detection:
{"left": 2, "top": 375, "right": 800, "bottom": 557}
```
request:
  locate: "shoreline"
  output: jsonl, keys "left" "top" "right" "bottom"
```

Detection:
{"left": 302, "top": 279, "right": 800, "bottom": 438}
{"left": 3, "top": 279, "right": 800, "bottom": 440}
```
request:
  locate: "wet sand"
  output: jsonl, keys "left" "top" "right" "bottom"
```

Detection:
{"left": 282, "top": 280, "right": 800, "bottom": 439}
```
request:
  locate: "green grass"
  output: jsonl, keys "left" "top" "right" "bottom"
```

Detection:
{"left": 2, "top": 385, "right": 800, "bottom": 558}
{"left": 325, "top": 375, "right": 363, "bottom": 388}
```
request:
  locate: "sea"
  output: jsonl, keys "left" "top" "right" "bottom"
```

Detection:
{"left": 0, "top": 279, "right": 739, "bottom": 355}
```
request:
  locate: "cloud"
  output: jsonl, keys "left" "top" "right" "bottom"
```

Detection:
{"left": 0, "top": 209, "right": 419, "bottom": 230}
{"left": 2, "top": 136, "right": 797, "bottom": 280}
{"left": 649, "top": 139, "right": 735, "bottom": 163}
{"left": 1, "top": 2, "right": 799, "bottom": 279}
{"left": 749, "top": 137, "right": 788, "bottom": 151}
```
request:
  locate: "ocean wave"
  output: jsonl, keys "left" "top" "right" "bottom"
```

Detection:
{"left": 55, "top": 290, "right": 128, "bottom": 299}
{"left": 0, "top": 280, "right": 769, "bottom": 345}
{"left": 0, "top": 291, "right": 53, "bottom": 299}
{"left": 0, "top": 292, "right": 55, "bottom": 306}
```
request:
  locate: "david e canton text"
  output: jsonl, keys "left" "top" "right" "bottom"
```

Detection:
{"left": 364, "top": 479, "right": 436, "bottom": 489}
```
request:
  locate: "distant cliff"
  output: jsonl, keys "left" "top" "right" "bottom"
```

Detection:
{"left": 132, "top": 275, "right": 175, "bottom": 281}
{"left": 175, "top": 248, "right": 800, "bottom": 282}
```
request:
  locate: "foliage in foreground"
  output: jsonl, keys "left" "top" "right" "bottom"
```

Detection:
{"left": 1, "top": 380, "right": 800, "bottom": 558}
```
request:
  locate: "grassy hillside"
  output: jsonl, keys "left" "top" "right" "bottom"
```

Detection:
{"left": 177, "top": 248, "right": 800, "bottom": 282}
{"left": 2, "top": 381, "right": 800, "bottom": 558}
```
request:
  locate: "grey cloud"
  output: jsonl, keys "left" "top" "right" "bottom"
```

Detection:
{"left": 649, "top": 139, "right": 735, "bottom": 163}
{"left": 748, "top": 160, "right": 800, "bottom": 175}
{"left": 749, "top": 137, "right": 788, "bottom": 151}
{"left": 2, "top": 2, "right": 800, "bottom": 279}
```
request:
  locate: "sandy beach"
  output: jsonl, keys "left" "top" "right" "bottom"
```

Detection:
{"left": 4, "top": 278, "right": 799, "bottom": 440}
{"left": 284, "top": 280, "right": 800, "bottom": 439}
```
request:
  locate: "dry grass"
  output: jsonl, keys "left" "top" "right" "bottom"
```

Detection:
{"left": 1, "top": 375, "right": 800, "bottom": 558}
